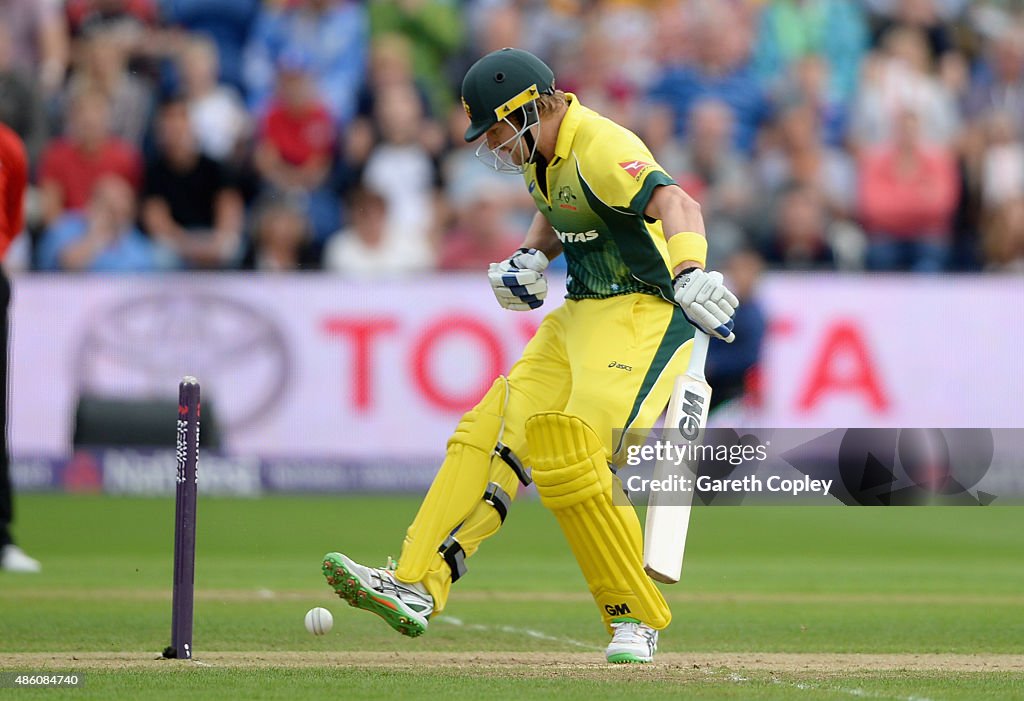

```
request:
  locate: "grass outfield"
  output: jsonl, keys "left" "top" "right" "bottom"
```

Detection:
{"left": 0, "top": 495, "right": 1021, "bottom": 699}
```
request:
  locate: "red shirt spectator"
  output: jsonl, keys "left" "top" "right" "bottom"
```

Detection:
{"left": 39, "top": 138, "right": 141, "bottom": 213}
{"left": 858, "top": 110, "right": 958, "bottom": 239}
{"left": 37, "top": 89, "right": 141, "bottom": 224}
{"left": 0, "top": 123, "right": 28, "bottom": 258}
{"left": 261, "top": 99, "right": 335, "bottom": 167}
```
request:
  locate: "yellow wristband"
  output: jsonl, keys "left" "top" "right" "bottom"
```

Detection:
{"left": 667, "top": 231, "right": 707, "bottom": 270}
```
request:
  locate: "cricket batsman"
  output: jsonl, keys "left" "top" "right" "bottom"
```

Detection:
{"left": 323, "top": 48, "right": 738, "bottom": 663}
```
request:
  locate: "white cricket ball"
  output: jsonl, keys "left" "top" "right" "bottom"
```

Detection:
{"left": 304, "top": 607, "right": 333, "bottom": 635}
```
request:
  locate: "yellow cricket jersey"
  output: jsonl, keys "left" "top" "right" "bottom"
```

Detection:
{"left": 523, "top": 94, "right": 676, "bottom": 300}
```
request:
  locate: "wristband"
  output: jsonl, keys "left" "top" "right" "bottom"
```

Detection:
{"left": 667, "top": 231, "right": 707, "bottom": 270}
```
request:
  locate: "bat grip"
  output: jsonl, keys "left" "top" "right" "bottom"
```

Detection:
{"left": 687, "top": 331, "right": 710, "bottom": 381}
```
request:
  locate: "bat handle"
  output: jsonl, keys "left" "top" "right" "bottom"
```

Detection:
{"left": 687, "top": 331, "right": 710, "bottom": 381}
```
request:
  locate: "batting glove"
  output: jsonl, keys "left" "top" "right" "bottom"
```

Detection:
{"left": 673, "top": 268, "right": 739, "bottom": 343}
{"left": 488, "top": 248, "right": 549, "bottom": 311}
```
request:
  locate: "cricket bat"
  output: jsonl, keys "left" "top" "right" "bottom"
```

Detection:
{"left": 642, "top": 330, "right": 711, "bottom": 584}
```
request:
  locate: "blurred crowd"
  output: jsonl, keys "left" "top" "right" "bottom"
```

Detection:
{"left": 1, "top": 0, "right": 1023, "bottom": 274}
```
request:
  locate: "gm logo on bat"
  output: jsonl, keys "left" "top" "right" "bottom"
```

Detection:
{"left": 678, "top": 390, "right": 706, "bottom": 441}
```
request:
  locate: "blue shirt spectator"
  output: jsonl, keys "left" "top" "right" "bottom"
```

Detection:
{"left": 706, "top": 248, "right": 767, "bottom": 411}
{"left": 648, "top": 4, "right": 772, "bottom": 155}
{"left": 38, "top": 214, "right": 169, "bottom": 271}
{"left": 37, "top": 176, "right": 173, "bottom": 272}
{"left": 159, "top": 0, "right": 261, "bottom": 93}
{"left": 243, "top": 0, "right": 368, "bottom": 125}
{"left": 649, "top": 62, "right": 772, "bottom": 155}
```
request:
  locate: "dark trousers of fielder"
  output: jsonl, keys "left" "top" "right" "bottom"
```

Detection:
{"left": 0, "top": 268, "right": 13, "bottom": 547}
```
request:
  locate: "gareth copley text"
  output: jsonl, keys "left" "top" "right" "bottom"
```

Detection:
{"left": 626, "top": 474, "right": 834, "bottom": 497}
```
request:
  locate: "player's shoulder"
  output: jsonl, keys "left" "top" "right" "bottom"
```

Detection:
{"left": 569, "top": 102, "right": 665, "bottom": 206}
{"left": 572, "top": 104, "right": 649, "bottom": 161}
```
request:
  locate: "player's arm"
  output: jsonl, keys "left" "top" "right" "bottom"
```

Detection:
{"left": 487, "top": 212, "right": 561, "bottom": 312}
{"left": 645, "top": 183, "right": 739, "bottom": 343}
{"left": 644, "top": 184, "right": 705, "bottom": 275}
{"left": 520, "top": 211, "right": 563, "bottom": 262}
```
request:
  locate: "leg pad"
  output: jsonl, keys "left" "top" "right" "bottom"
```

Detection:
{"left": 526, "top": 411, "right": 671, "bottom": 632}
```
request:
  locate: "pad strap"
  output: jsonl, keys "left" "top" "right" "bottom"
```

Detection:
{"left": 438, "top": 535, "right": 467, "bottom": 582}
{"left": 495, "top": 442, "right": 531, "bottom": 485}
{"left": 483, "top": 482, "right": 512, "bottom": 524}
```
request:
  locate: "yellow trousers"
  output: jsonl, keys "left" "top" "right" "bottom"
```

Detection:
{"left": 397, "top": 293, "right": 693, "bottom": 628}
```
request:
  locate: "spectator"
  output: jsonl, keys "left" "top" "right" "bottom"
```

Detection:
{"left": 707, "top": 247, "right": 767, "bottom": 412}
{"left": 252, "top": 50, "right": 340, "bottom": 242}
{"left": 647, "top": 3, "right": 772, "bottom": 154}
{"left": 61, "top": 29, "right": 153, "bottom": 147}
{"left": 347, "top": 33, "right": 443, "bottom": 171}
{"left": 177, "top": 36, "right": 250, "bottom": 164}
{"left": 158, "top": 0, "right": 261, "bottom": 93}
{"left": 592, "top": 0, "right": 666, "bottom": 92}
{"left": 980, "top": 111, "right": 1024, "bottom": 208}
{"left": 753, "top": 0, "right": 869, "bottom": 105}
{"left": 858, "top": 107, "right": 959, "bottom": 272}
{"left": 0, "top": 24, "right": 48, "bottom": 166}
{"left": 774, "top": 54, "right": 848, "bottom": 147}
{"left": 37, "top": 175, "right": 171, "bottom": 272}
{"left": 758, "top": 100, "right": 858, "bottom": 221}
{"left": 869, "top": 0, "right": 961, "bottom": 61}
{"left": 982, "top": 196, "right": 1024, "bottom": 271}
{"left": 242, "top": 199, "right": 318, "bottom": 271}
{"left": 965, "top": 23, "right": 1024, "bottom": 137}
{"left": 464, "top": 0, "right": 524, "bottom": 59}
{"left": 38, "top": 89, "right": 142, "bottom": 226}
{"left": 369, "top": 0, "right": 465, "bottom": 117}
{"left": 141, "top": 97, "right": 245, "bottom": 269}
{"left": 65, "top": 0, "right": 160, "bottom": 74}
{"left": 647, "top": 0, "right": 693, "bottom": 70}
{"left": 658, "top": 99, "right": 755, "bottom": 265}
{"left": 464, "top": 0, "right": 582, "bottom": 68}
{"left": 243, "top": 0, "right": 368, "bottom": 125}
{"left": 851, "top": 26, "right": 961, "bottom": 147}
{"left": 0, "top": 0, "right": 69, "bottom": 97}
{"left": 762, "top": 183, "right": 838, "bottom": 270}
{"left": 323, "top": 185, "right": 431, "bottom": 276}
{"left": 556, "top": 23, "right": 640, "bottom": 130}
{"left": 361, "top": 83, "right": 441, "bottom": 264}
{"left": 439, "top": 185, "right": 520, "bottom": 271}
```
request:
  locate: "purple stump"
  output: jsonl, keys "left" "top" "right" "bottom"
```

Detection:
{"left": 163, "top": 376, "right": 200, "bottom": 659}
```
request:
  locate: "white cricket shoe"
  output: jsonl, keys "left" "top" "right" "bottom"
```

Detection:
{"left": 322, "top": 552, "right": 434, "bottom": 637}
{"left": 605, "top": 617, "right": 658, "bottom": 663}
{"left": 1, "top": 544, "right": 41, "bottom": 573}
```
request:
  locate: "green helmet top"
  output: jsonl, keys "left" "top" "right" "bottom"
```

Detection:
{"left": 461, "top": 48, "right": 555, "bottom": 143}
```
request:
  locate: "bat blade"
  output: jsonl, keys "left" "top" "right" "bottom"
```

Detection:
{"left": 643, "top": 332, "right": 712, "bottom": 584}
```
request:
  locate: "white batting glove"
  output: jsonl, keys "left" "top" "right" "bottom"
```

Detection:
{"left": 488, "top": 248, "right": 549, "bottom": 311}
{"left": 673, "top": 268, "right": 739, "bottom": 343}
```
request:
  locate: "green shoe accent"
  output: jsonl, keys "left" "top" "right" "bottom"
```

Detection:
{"left": 610, "top": 617, "right": 641, "bottom": 624}
{"left": 606, "top": 652, "right": 651, "bottom": 664}
{"left": 321, "top": 552, "right": 427, "bottom": 638}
